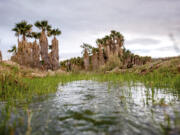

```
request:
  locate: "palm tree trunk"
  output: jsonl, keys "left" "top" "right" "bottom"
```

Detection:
{"left": 23, "top": 35, "right": 26, "bottom": 41}
{"left": 18, "top": 35, "right": 19, "bottom": 43}
{"left": 83, "top": 49, "right": 89, "bottom": 70}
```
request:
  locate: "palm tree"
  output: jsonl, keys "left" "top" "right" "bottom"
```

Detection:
{"left": 80, "top": 43, "right": 94, "bottom": 55}
{"left": 48, "top": 28, "right": 61, "bottom": 50}
{"left": 12, "top": 27, "right": 21, "bottom": 42}
{"left": 12, "top": 21, "right": 33, "bottom": 41}
{"left": 96, "top": 39, "right": 103, "bottom": 45}
{"left": 49, "top": 45, "right": 52, "bottom": 50}
{"left": 48, "top": 28, "right": 61, "bottom": 38}
{"left": 32, "top": 32, "right": 41, "bottom": 41}
{"left": 8, "top": 45, "right": 17, "bottom": 55}
{"left": 34, "top": 20, "right": 52, "bottom": 33}
{"left": 115, "top": 32, "right": 124, "bottom": 47}
{"left": 111, "top": 30, "right": 116, "bottom": 34}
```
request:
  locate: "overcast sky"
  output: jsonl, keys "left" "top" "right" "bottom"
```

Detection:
{"left": 0, "top": 0, "right": 180, "bottom": 60}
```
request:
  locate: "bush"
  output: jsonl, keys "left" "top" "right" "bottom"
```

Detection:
{"left": 99, "top": 55, "right": 122, "bottom": 72}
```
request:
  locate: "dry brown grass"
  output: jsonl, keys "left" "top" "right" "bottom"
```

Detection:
{"left": 0, "top": 60, "right": 67, "bottom": 78}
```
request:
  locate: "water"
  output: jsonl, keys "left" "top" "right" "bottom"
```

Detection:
{"left": 1, "top": 80, "right": 180, "bottom": 135}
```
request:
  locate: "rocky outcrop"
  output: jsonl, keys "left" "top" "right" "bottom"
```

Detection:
{"left": 83, "top": 49, "right": 89, "bottom": 70}
{"left": 0, "top": 50, "right": 2, "bottom": 62}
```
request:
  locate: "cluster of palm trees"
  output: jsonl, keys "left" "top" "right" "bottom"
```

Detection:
{"left": 11, "top": 20, "right": 61, "bottom": 43}
{"left": 60, "top": 57, "right": 84, "bottom": 71}
{"left": 96, "top": 30, "right": 124, "bottom": 47}
{"left": 81, "top": 30, "right": 124, "bottom": 70}
{"left": 9, "top": 20, "right": 61, "bottom": 70}
{"left": 80, "top": 30, "right": 151, "bottom": 71}
{"left": 122, "top": 48, "right": 151, "bottom": 68}
{"left": 9, "top": 20, "right": 61, "bottom": 55}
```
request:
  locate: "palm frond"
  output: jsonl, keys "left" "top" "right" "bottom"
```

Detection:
{"left": 8, "top": 45, "right": 17, "bottom": 53}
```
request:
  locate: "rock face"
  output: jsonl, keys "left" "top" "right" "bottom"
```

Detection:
{"left": 50, "top": 37, "right": 59, "bottom": 70}
{"left": 92, "top": 52, "right": 98, "bottom": 70}
{"left": 39, "top": 31, "right": 49, "bottom": 69}
{"left": 83, "top": 49, "right": 89, "bottom": 70}
{"left": 0, "top": 50, "right": 2, "bottom": 62}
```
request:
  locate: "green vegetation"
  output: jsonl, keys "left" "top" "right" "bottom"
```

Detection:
{"left": 60, "top": 57, "right": 84, "bottom": 71}
{"left": 34, "top": 20, "right": 52, "bottom": 32}
{"left": 12, "top": 21, "right": 33, "bottom": 41}
{"left": 10, "top": 20, "right": 61, "bottom": 70}
{"left": 8, "top": 45, "right": 17, "bottom": 55}
{"left": 0, "top": 60, "right": 180, "bottom": 134}
{"left": 61, "top": 30, "right": 151, "bottom": 72}
{"left": 12, "top": 20, "right": 62, "bottom": 43}
{"left": 1, "top": 56, "right": 180, "bottom": 102}
{"left": 0, "top": 70, "right": 180, "bottom": 102}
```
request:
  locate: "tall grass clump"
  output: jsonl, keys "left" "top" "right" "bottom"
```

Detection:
{"left": 99, "top": 56, "right": 122, "bottom": 72}
{"left": 0, "top": 72, "right": 28, "bottom": 101}
{"left": 0, "top": 73, "right": 95, "bottom": 102}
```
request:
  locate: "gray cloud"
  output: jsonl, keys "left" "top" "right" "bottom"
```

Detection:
{"left": 0, "top": 0, "right": 180, "bottom": 59}
{"left": 126, "top": 38, "right": 161, "bottom": 45}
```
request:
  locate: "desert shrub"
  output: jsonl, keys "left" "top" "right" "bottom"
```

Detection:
{"left": 99, "top": 55, "right": 122, "bottom": 72}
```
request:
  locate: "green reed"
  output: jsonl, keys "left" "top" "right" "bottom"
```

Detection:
{"left": 0, "top": 70, "right": 180, "bottom": 135}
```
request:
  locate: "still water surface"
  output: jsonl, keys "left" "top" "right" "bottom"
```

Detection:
{"left": 2, "top": 80, "right": 180, "bottom": 135}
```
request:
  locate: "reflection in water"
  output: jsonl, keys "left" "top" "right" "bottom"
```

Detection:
{"left": 1, "top": 80, "right": 180, "bottom": 135}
